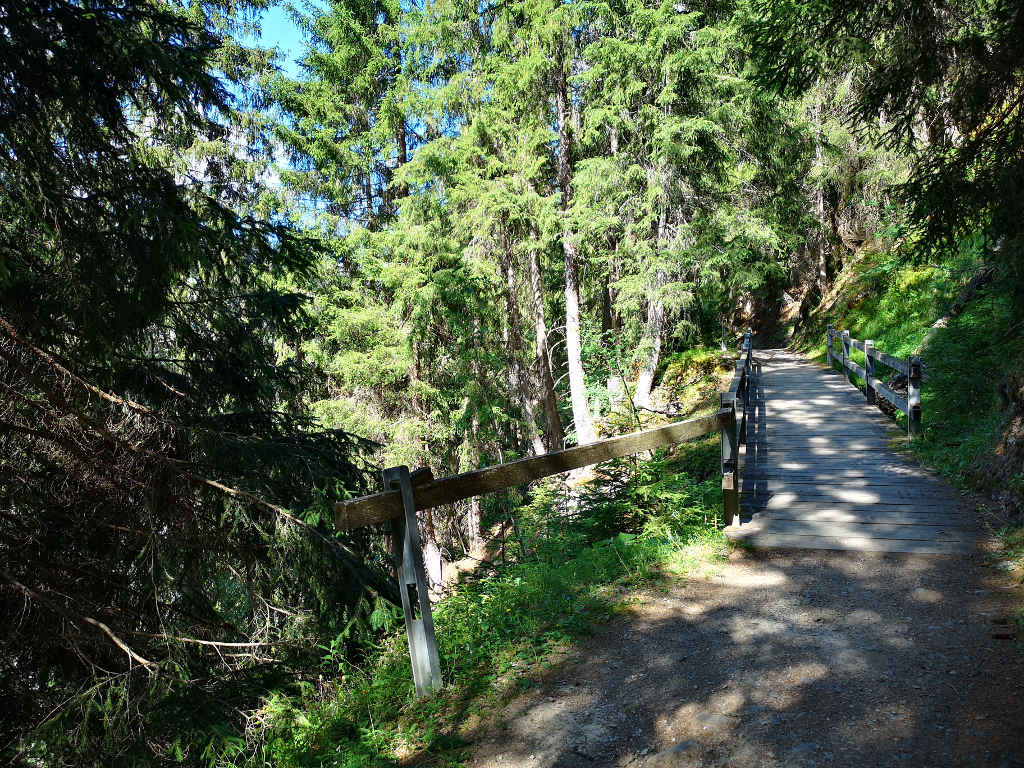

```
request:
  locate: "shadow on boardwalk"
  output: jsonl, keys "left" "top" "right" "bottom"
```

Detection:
{"left": 734, "top": 349, "right": 977, "bottom": 553}
{"left": 466, "top": 549, "right": 1024, "bottom": 768}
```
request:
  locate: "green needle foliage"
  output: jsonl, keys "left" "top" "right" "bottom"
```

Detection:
{"left": 0, "top": 2, "right": 388, "bottom": 763}
{"left": 745, "top": 0, "right": 1024, "bottom": 304}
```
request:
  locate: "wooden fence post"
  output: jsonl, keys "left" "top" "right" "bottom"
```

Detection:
{"left": 841, "top": 330, "right": 851, "bottom": 384}
{"left": 720, "top": 393, "right": 739, "bottom": 527}
{"left": 382, "top": 465, "right": 442, "bottom": 698}
{"left": 864, "top": 340, "right": 876, "bottom": 405}
{"left": 908, "top": 355, "right": 922, "bottom": 437}
{"left": 826, "top": 325, "right": 834, "bottom": 368}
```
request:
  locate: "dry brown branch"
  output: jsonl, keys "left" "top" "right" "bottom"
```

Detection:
{"left": 0, "top": 566, "right": 156, "bottom": 670}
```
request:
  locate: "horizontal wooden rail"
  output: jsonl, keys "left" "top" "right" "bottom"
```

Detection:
{"left": 871, "top": 349, "right": 909, "bottom": 375}
{"left": 826, "top": 325, "right": 921, "bottom": 436}
{"left": 871, "top": 379, "right": 908, "bottom": 414}
{"left": 846, "top": 358, "right": 866, "bottom": 379}
{"left": 334, "top": 411, "right": 726, "bottom": 530}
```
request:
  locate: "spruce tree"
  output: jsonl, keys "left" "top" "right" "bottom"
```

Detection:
{"left": 0, "top": 1, "right": 386, "bottom": 761}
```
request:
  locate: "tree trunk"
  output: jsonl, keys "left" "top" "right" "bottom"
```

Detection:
{"left": 465, "top": 417, "right": 484, "bottom": 555}
{"left": 634, "top": 209, "right": 668, "bottom": 408}
{"left": 632, "top": 285, "right": 665, "bottom": 409}
{"left": 503, "top": 257, "right": 546, "bottom": 456}
{"left": 409, "top": 339, "right": 423, "bottom": 418}
{"left": 395, "top": 119, "right": 409, "bottom": 202}
{"left": 466, "top": 496, "right": 483, "bottom": 556}
{"left": 528, "top": 246, "right": 564, "bottom": 450}
{"left": 813, "top": 102, "right": 831, "bottom": 295}
{"left": 610, "top": 242, "right": 622, "bottom": 334}
{"left": 421, "top": 507, "right": 444, "bottom": 590}
{"left": 606, "top": 129, "right": 622, "bottom": 336}
{"left": 554, "top": 35, "right": 595, "bottom": 445}
{"left": 407, "top": 339, "right": 443, "bottom": 585}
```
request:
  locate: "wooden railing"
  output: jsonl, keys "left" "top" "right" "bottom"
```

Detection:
{"left": 332, "top": 328, "right": 755, "bottom": 696}
{"left": 826, "top": 325, "right": 922, "bottom": 436}
{"left": 721, "top": 328, "right": 753, "bottom": 527}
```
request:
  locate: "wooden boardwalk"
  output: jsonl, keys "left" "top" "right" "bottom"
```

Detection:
{"left": 728, "top": 349, "right": 977, "bottom": 554}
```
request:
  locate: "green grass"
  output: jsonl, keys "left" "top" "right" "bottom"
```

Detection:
{"left": 218, "top": 440, "right": 728, "bottom": 767}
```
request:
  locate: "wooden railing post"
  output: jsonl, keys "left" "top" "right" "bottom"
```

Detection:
{"left": 826, "top": 324, "right": 834, "bottom": 368}
{"left": 908, "top": 355, "right": 922, "bottom": 437}
{"left": 734, "top": 359, "right": 747, "bottom": 444}
{"left": 841, "top": 330, "right": 851, "bottom": 384}
{"left": 864, "top": 340, "right": 876, "bottom": 405}
{"left": 382, "top": 465, "right": 442, "bottom": 698}
{"left": 720, "top": 393, "right": 739, "bottom": 527}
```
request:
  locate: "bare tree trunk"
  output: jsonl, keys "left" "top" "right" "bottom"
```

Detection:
{"left": 363, "top": 170, "right": 375, "bottom": 229}
{"left": 610, "top": 242, "right": 622, "bottom": 334}
{"left": 465, "top": 497, "right": 483, "bottom": 555}
{"left": 407, "top": 339, "right": 444, "bottom": 585}
{"left": 554, "top": 35, "right": 596, "bottom": 445}
{"left": 465, "top": 417, "right": 484, "bottom": 554}
{"left": 421, "top": 507, "right": 444, "bottom": 590}
{"left": 607, "top": 126, "right": 622, "bottom": 336}
{"left": 528, "top": 246, "right": 564, "bottom": 450}
{"left": 409, "top": 339, "right": 423, "bottom": 418}
{"left": 813, "top": 101, "right": 830, "bottom": 296}
{"left": 633, "top": 288, "right": 665, "bottom": 408}
{"left": 634, "top": 209, "right": 668, "bottom": 409}
{"left": 504, "top": 256, "right": 546, "bottom": 456}
{"left": 395, "top": 120, "right": 409, "bottom": 201}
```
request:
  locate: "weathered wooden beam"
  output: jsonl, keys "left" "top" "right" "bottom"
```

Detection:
{"left": 849, "top": 337, "right": 865, "bottom": 352}
{"left": 720, "top": 393, "right": 740, "bottom": 527}
{"left": 871, "top": 379, "right": 909, "bottom": 414}
{"left": 864, "top": 340, "right": 877, "bottom": 406}
{"left": 334, "top": 411, "right": 726, "bottom": 530}
{"left": 908, "top": 355, "right": 922, "bottom": 436}
{"left": 841, "top": 330, "right": 852, "bottom": 386}
{"left": 869, "top": 349, "right": 909, "bottom": 375}
{"left": 728, "top": 360, "right": 746, "bottom": 395}
{"left": 384, "top": 466, "right": 442, "bottom": 697}
{"left": 845, "top": 358, "right": 866, "bottom": 379}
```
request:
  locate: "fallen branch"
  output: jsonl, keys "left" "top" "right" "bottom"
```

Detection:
{"left": 919, "top": 264, "right": 996, "bottom": 352}
{"left": 0, "top": 566, "right": 156, "bottom": 670}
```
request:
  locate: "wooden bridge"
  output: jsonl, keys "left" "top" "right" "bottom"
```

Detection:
{"left": 727, "top": 340, "right": 976, "bottom": 554}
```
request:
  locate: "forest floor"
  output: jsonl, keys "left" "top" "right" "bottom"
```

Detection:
{"left": 463, "top": 547, "right": 1024, "bottom": 768}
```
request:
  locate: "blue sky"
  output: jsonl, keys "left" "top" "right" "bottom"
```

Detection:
{"left": 255, "top": 5, "right": 307, "bottom": 78}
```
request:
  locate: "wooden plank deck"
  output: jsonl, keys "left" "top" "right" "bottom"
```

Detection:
{"left": 727, "top": 349, "right": 977, "bottom": 554}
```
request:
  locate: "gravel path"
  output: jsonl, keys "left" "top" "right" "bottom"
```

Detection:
{"left": 466, "top": 549, "right": 1024, "bottom": 768}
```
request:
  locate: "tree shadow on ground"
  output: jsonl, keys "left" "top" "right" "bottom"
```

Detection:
{"left": 462, "top": 546, "right": 1024, "bottom": 768}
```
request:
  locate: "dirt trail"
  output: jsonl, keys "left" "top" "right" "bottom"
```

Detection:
{"left": 466, "top": 549, "right": 1024, "bottom": 768}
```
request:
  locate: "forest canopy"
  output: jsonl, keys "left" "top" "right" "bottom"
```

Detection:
{"left": 1, "top": 0, "right": 1021, "bottom": 764}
